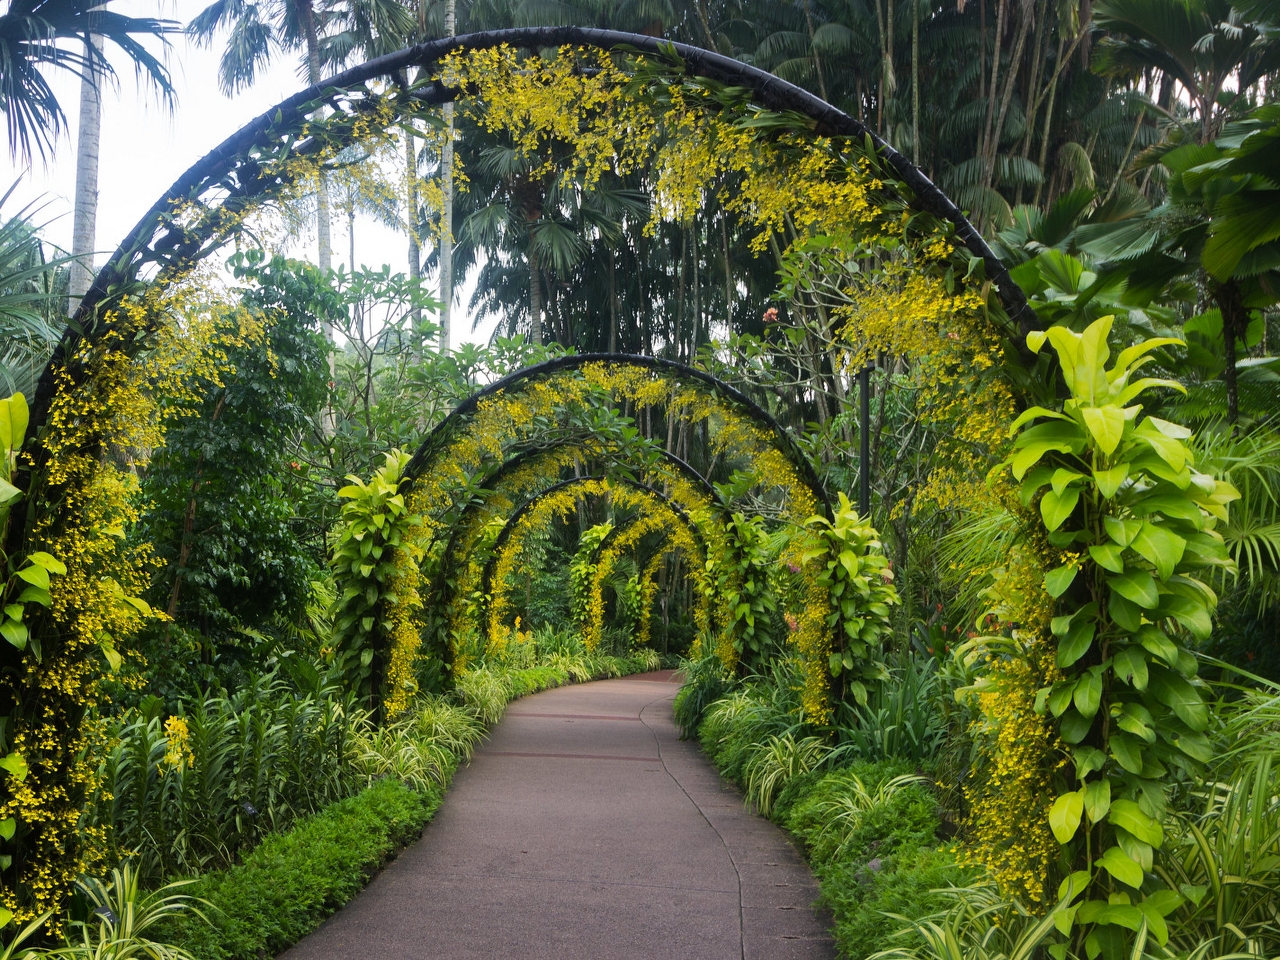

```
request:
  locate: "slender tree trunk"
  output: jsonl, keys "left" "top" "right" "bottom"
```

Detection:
{"left": 295, "top": 0, "right": 334, "bottom": 366}
{"left": 874, "top": 0, "right": 888, "bottom": 132}
{"left": 1032, "top": 28, "right": 1067, "bottom": 206}
{"left": 439, "top": 0, "right": 456, "bottom": 355}
{"left": 677, "top": 225, "right": 687, "bottom": 352}
{"left": 978, "top": 0, "right": 987, "bottom": 102}
{"left": 405, "top": 129, "right": 421, "bottom": 305}
{"left": 802, "top": 0, "right": 830, "bottom": 101}
{"left": 692, "top": 221, "right": 701, "bottom": 360}
{"left": 608, "top": 252, "right": 619, "bottom": 353}
{"left": 721, "top": 212, "right": 733, "bottom": 328}
{"left": 911, "top": 0, "right": 920, "bottom": 164}
{"left": 348, "top": 201, "right": 356, "bottom": 271}
{"left": 70, "top": 34, "right": 103, "bottom": 305}
{"left": 984, "top": 1, "right": 1032, "bottom": 191}
{"left": 980, "top": 0, "right": 1004, "bottom": 158}
{"left": 528, "top": 240, "right": 542, "bottom": 345}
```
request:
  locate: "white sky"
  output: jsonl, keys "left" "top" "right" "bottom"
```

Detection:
{"left": 0, "top": 4, "right": 491, "bottom": 349}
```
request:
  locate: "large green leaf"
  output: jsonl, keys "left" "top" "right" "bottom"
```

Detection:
{"left": 1088, "top": 543, "right": 1126, "bottom": 573}
{"left": 1093, "top": 464, "right": 1129, "bottom": 499}
{"left": 1108, "top": 798, "right": 1163, "bottom": 846}
{"left": 1083, "top": 405, "right": 1126, "bottom": 455}
{"left": 1157, "top": 594, "right": 1213, "bottom": 640}
{"left": 1045, "top": 564, "right": 1079, "bottom": 598}
{"left": 1049, "top": 790, "right": 1085, "bottom": 843}
{"left": 1073, "top": 668, "right": 1103, "bottom": 717}
{"left": 1097, "top": 845, "right": 1145, "bottom": 889}
{"left": 1042, "top": 486, "right": 1082, "bottom": 531}
{"left": 1149, "top": 669, "right": 1208, "bottom": 731}
{"left": 1109, "top": 569, "right": 1160, "bottom": 608}
{"left": 1083, "top": 779, "right": 1111, "bottom": 824}
{"left": 1057, "top": 616, "right": 1097, "bottom": 667}
{"left": 1131, "top": 522, "right": 1187, "bottom": 580}
{"left": 1110, "top": 732, "right": 1146, "bottom": 774}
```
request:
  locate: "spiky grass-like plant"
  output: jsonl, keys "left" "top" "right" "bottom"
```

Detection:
{"left": 743, "top": 733, "right": 830, "bottom": 816}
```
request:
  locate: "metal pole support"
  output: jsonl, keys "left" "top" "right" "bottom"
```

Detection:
{"left": 859, "top": 363, "right": 873, "bottom": 518}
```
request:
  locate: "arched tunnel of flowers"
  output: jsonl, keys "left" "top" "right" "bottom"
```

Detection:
{"left": 1, "top": 22, "right": 1267, "bottom": 960}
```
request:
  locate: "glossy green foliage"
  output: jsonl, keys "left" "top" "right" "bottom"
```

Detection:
{"left": 329, "top": 450, "right": 423, "bottom": 707}
{"left": 568, "top": 521, "right": 612, "bottom": 629}
{"left": 1004, "top": 315, "right": 1238, "bottom": 959}
{"left": 91, "top": 678, "right": 364, "bottom": 885}
{"left": 714, "top": 511, "right": 779, "bottom": 672}
{"left": 137, "top": 253, "right": 330, "bottom": 680}
{"left": 804, "top": 493, "right": 899, "bottom": 706}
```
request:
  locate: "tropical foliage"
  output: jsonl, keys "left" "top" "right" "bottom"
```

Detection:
{"left": 0, "top": 0, "right": 1276, "bottom": 957}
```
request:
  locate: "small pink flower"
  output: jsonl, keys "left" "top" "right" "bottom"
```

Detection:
{"left": 785, "top": 613, "right": 799, "bottom": 633}
{"left": 763, "top": 307, "right": 779, "bottom": 323}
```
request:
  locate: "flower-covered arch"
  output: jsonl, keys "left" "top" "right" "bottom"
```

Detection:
{"left": 2, "top": 25, "right": 1028, "bottom": 923}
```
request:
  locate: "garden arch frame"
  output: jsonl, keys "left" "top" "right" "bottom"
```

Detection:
{"left": 2, "top": 30, "right": 1035, "bottom": 924}
{"left": 27, "top": 25, "right": 1034, "bottom": 448}
{"left": 476, "top": 473, "right": 712, "bottom": 654}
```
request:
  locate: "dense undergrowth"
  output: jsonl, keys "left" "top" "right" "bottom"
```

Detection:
{"left": 678, "top": 649, "right": 1280, "bottom": 960}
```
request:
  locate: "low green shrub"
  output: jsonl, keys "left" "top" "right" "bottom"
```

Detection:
{"left": 162, "top": 779, "right": 435, "bottom": 960}
{"left": 785, "top": 762, "right": 935, "bottom": 864}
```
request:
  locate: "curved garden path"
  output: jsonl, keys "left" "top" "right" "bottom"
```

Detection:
{"left": 279, "top": 671, "right": 836, "bottom": 959}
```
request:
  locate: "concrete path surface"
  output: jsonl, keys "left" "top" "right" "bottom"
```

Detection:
{"left": 280, "top": 672, "right": 836, "bottom": 960}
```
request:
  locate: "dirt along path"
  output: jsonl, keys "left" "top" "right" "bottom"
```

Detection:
{"left": 279, "top": 671, "right": 836, "bottom": 960}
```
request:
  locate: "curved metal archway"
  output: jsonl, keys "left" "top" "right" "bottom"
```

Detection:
{"left": 480, "top": 473, "right": 705, "bottom": 605}
{"left": 404, "top": 353, "right": 832, "bottom": 518}
{"left": 30, "top": 26, "right": 1033, "bottom": 442}
{"left": 437, "top": 440, "right": 721, "bottom": 585}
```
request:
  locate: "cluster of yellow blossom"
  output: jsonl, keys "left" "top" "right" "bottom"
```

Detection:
{"left": 5, "top": 276, "right": 253, "bottom": 924}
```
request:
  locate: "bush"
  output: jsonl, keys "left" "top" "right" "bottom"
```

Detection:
{"left": 672, "top": 648, "right": 733, "bottom": 738}
{"left": 161, "top": 779, "right": 436, "bottom": 960}
{"left": 785, "top": 763, "right": 972, "bottom": 958}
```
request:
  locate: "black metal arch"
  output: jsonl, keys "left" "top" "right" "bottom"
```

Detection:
{"left": 32, "top": 25, "right": 1032, "bottom": 442}
{"left": 433, "top": 439, "right": 721, "bottom": 625}
{"left": 405, "top": 353, "right": 831, "bottom": 516}
{"left": 479, "top": 474, "right": 705, "bottom": 614}
{"left": 441, "top": 440, "right": 720, "bottom": 571}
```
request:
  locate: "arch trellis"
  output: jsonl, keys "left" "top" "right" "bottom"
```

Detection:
{"left": 402, "top": 353, "right": 831, "bottom": 516}
{"left": 24, "top": 25, "right": 1035, "bottom": 457}
{"left": 586, "top": 512, "right": 705, "bottom": 652}
{"left": 0, "top": 26, "right": 1024, "bottom": 923}
{"left": 434, "top": 440, "right": 724, "bottom": 642}
{"left": 477, "top": 474, "right": 708, "bottom": 650}
{"left": 394, "top": 356, "right": 839, "bottom": 680}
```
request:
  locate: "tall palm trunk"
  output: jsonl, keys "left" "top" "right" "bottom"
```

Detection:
{"left": 294, "top": 0, "right": 332, "bottom": 280}
{"left": 528, "top": 240, "right": 542, "bottom": 345}
{"left": 439, "top": 0, "right": 456, "bottom": 355}
{"left": 405, "top": 130, "right": 420, "bottom": 301}
{"left": 911, "top": 0, "right": 920, "bottom": 164}
{"left": 70, "top": 35, "right": 103, "bottom": 305}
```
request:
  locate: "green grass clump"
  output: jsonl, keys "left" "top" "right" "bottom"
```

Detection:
{"left": 163, "top": 779, "right": 437, "bottom": 960}
{"left": 779, "top": 761, "right": 974, "bottom": 957}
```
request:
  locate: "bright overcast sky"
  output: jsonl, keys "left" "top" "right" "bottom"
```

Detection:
{"left": 0, "top": 2, "right": 488, "bottom": 349}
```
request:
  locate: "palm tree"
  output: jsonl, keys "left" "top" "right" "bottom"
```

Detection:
{"left": 0, "top": 187, "right": 73, "bottom": 395}
{"left": 0, "top": 0, "right": 174, "bottom": 162}
{"left": 1092, "top": 0, "right": 1280, "bottom": 144}
{"left": 188, "top": 0, "right": 339, "bottom": 274}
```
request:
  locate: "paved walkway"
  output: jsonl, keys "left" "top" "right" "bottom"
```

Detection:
{"left": 280, "top": 672, "right": 836, "bottom": 960}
